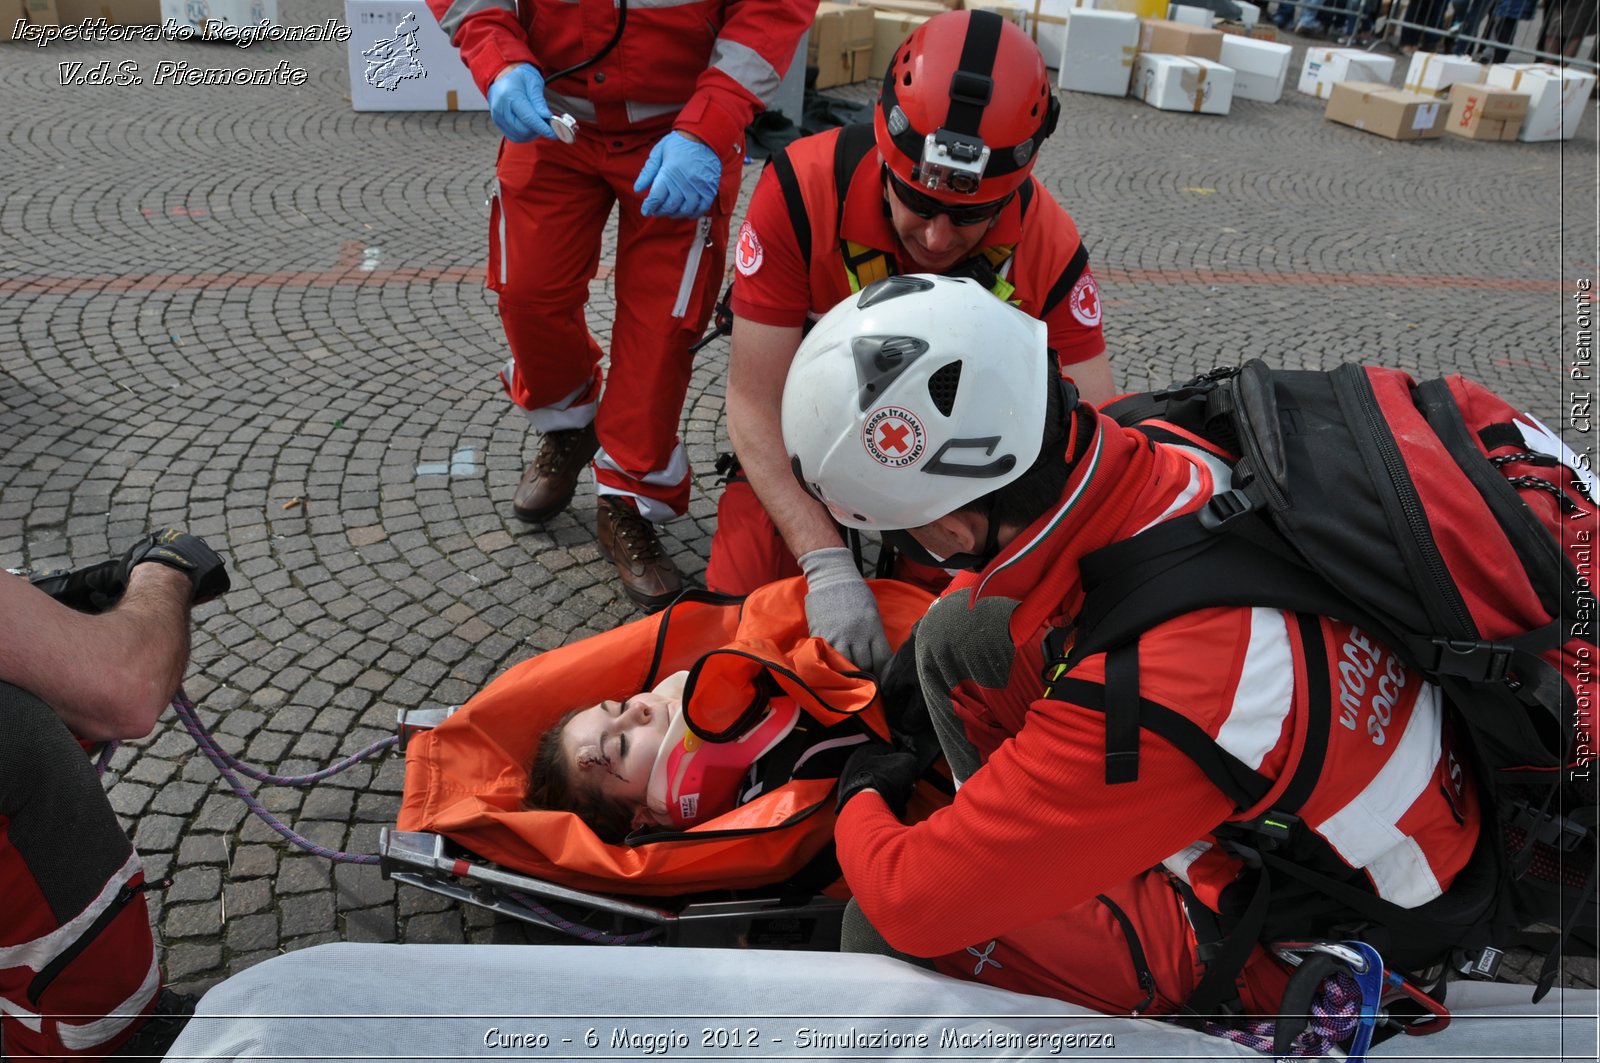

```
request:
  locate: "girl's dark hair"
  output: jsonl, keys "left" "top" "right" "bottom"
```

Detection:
{"left": 525, "top": 707, "right": 638, "bottom": 843}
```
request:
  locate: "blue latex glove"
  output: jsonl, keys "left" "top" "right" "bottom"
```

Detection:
{"left": 633, "top": 131, "right": 721, "bottom": 218}
{"left": 487, "top": 64, "right": 555, "bottom": 142}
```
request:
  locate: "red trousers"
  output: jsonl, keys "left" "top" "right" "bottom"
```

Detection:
{"left": 490, "top": 130, "right": 739, "bottom": 522}
{"left": 929, "top": 869, "right": 1292, "bottom": 1019}
{"left": 0, "top": 684, "right": 159, "bottom": 1058}
{"left": 706, "top": 480, "right": 951, "bottom": 597}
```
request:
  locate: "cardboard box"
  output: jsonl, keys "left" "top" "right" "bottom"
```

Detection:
{"left": 1485, "top": 63, "right": 1596, "bottom": 142}
{"left": 872, "top": 10, "right": 930, "bottom": 75}
{"left": 1233, "top": 1, "right": 1261, "bottom": 27}
{"left": 57, "top": 0, "right": 159, "bottom": 23}
{"left": 856, "top": 0, "right": 948, "bottom": 15}
{"left": 1445, "top": 81, "right": 1529, "bottom": 140}
{"left": 21, "top": 0, "right": 57, "bottom": 24}
{"left": 1058, "top": 8, "right": 1138, "bottom": 96}
{"left": 1138, "top": 18, "right": 1222, "bottom": 61}
{"left": 1298, "top": 47, "right": 1395, "bottom": 98}
{"left": 1402, "top": 51, "right": 1482, "bottom": 95}
{"left": 161, "top": 0, "right": 278, "bottom": 36}
{"left": 964, "top": 0, "right": 1029, "bottom": 27}
{"left": 1100, "top": 0, "right": 1168, "bottom": 16}
{"left": 346, "top": 0, "right": 486, "bottom": 111}
{"left": 1324, "top": 80, "right": 1444, "bottom": 139}
{"left": 1167, "top": 3, "right": 1213, "bottom": 26}
{"left": 1132, "top": 52, "right": 1234, "bottom": 113}
{"left": 1029, "top": 0, "right": 1095, "bottom": 70}
{"left": 1219, "top": 19, "right": 1277, "bottom": 39}
{"left": 810, "top": 1, "right": 874, "bottom": 89}
{"left": 1, "top": 0, "right": 27, "bottom": 39}
{"left": 1219, "top": 32, "right": 1291, "bottom": 103}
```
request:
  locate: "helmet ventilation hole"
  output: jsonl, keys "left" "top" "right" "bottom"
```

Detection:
{"left": 928, "top": 361, "right": 962, "bottom": 416}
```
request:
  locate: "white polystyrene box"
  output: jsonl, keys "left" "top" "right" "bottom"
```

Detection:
{"left": 1485, "top": 62, "right": 1596, "bottom": 141}
{"left": 1219, "top": 33, "right": 1291, "bottom": 102}
{"left": 1058, "top": 9, "right": 1140, "bottom": 96}
{"left": 1168, "top": 3, "right": 1214, "bottom": 25}
{"left": 1402, "top": 51, "right": 1483, "bottom": 95}
{"left": 1298, "top": 47, "right": 1395, "bottom": 98}
{"left": 1132, "top": 52, "right": 1235, "bottom": 114}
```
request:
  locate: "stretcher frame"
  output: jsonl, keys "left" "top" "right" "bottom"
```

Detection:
{"left": 379, "top": 706, "right": 848, "bottom": 950}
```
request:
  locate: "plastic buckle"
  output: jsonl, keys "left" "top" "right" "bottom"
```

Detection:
{"left": 1458, "top": 945, "right": 1503, "bottom": 980}
{"left": 1426, "top": 638, "right": 1513, "bottom": 683}
{"left": 948, "top": 70, "right": 993, "bottom": 107}
{"left": 1252, "top": 810, "right": 1299, "bottom": 850}
{"left": 1197, "top": 489, "right": 1255, "bottom": 531}
{"left": 1509, "top": 800, "right": 1588, "bottom": 852}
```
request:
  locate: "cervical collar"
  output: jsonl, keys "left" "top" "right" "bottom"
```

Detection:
{"left": 646, "top": 694, "right": 801, "bottom": 829}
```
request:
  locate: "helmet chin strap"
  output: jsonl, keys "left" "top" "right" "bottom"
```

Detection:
{"left": 882, "top": 375, "right": 1081, "bottom": 573}
{"left": 883, "top": 494, "right": 1002, "bottom": 573}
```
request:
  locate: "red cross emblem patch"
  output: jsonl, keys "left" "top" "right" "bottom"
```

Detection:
{"left": 734, "top": 222, "right": 763, "bottom": 276}
{"left": 1069, "top": 274, "right": 1101, "bottom": 327}
{"left": 863, "top": 406, "right": 926, "bottom": 469}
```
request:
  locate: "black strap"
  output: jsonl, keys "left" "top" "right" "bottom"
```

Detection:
{"left": 1047, "top": 677, "right": 1272, "bottom": 810}
{"left": 770, "top": 146, "right": 810, "bottom": 270}
{"left": 945, "top": 10, "right": 1003, "bottom": 137}
{"left": 1040, "top": 242, "right": 1090, "bottom": 316}
{"left": 1104, "top": 645, "right": 1141, "bottom": 785}
{"left": 1073, "top": 511, "right": 1395, "bottom": 674}
{"left": 1270, "top": 953, "right": 1339, "bottom": 1056}
{"left": 832, "top": 123, "right": 877, "bottom": 232}
{"left": 1273, "top": 613, "right": 1333, "bottom": 816}
{"left": 1182, "top": 867, "right": 1270, "bottom": 1020}
{"left": 1477, "top": 421, "right": 1526, "bottom": 453}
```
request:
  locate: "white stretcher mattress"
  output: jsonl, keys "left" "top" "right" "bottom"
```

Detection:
{"left": 165, "top": 942, "right": 1599, "bottom": 1062}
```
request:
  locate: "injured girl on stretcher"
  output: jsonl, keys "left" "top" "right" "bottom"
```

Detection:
{"left": 395, "top": 577, "right": 949, "bottom": 897}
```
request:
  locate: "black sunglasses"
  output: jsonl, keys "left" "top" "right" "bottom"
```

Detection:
{"left": 888, "top": 174, "right": 1013, "bottom": 227}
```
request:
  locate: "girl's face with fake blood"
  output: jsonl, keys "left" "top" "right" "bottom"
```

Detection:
{"left": 558, "top": 688, "right": 676, "bottom": 811}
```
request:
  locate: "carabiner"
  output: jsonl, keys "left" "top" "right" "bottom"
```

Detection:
{"left": 1272, "top": 939, "right": 1372, "bottom": 973}
{"left": 1383, "top": 969, "right": 1452, "bottom": 1035}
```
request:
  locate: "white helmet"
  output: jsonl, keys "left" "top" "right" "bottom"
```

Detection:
{"left": 782, "top": 274, "right": 1050, "bottom": 531}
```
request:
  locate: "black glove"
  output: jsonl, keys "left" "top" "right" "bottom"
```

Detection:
{"left": 118, "top": 529, "right": 230, "bottom": 605}
{"left": 27, "top": 558, "right": 124, "bottom": 614}
{"left": 836, "top": 740, "right": 921, "bottom": 819}
{"left": 879, "top": 631, "right": 935, "bottom": 756}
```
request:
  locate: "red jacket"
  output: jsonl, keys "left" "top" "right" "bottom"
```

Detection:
{"left": 836, "top": 406, "right": 1481, "bottom": 967}
{"left": 730, "top": 125, "right": 1107, "bottom": 366}
{"left": 428, "top": 0, "right": 815, "bottom": 158}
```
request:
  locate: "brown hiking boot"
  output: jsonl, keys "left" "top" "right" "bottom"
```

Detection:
{"left": 512, "top": 423, "right": 599, "bottom": 523}
{"left": 596, "top": 496, "right": 682, "bottom": 612}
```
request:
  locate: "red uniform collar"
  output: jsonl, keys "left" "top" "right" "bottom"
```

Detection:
{"left": 840, "top": 152, "right": 1028, "bottom": 261}
{"left": 952, "top": 410, "right": 1156, "bottom": 637}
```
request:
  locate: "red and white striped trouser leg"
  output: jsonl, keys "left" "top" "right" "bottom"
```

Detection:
{"left": 0, "top": 683, "right": 159, "bottom": 1058}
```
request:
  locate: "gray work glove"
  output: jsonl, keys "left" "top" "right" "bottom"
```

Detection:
{"left": 799, "top": 547, "right": 891, "bottom": 675}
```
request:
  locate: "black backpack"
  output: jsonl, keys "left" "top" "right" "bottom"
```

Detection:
{"left": 1049, "top": 360, "right": 1596, "bottom": 1013}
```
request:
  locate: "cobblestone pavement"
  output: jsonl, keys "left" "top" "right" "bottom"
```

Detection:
{"left": 1, "top": 0, "right": 1595, "bottom": 1003}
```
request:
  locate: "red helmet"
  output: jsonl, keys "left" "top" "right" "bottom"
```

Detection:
{"left": 875, "top": 10, "right": 1060, "bottom": 202}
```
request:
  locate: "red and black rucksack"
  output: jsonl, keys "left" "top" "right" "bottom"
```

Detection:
{"left": 1060, "top": 359, "right": 1596, "bottom": 1008}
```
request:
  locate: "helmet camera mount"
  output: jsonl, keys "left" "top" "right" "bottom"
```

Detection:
{"left": 912, "top": 12, "right": 1002, "bottom": 196}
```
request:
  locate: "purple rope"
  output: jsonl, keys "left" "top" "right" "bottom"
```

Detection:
{"left": 171, "top": 691, "right": 397, "bottom": 786}
{"left": 94, "top": 740, "right": 120, "bottom": 778}
{"left": 505, "top": 890, "right": 662, "bottom": 945}
{"left": 169, "top": 690, "right": 396, "bottom": 865}
{"left": 1203, "top": 971, "right": 1362, "bottom": 1057}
